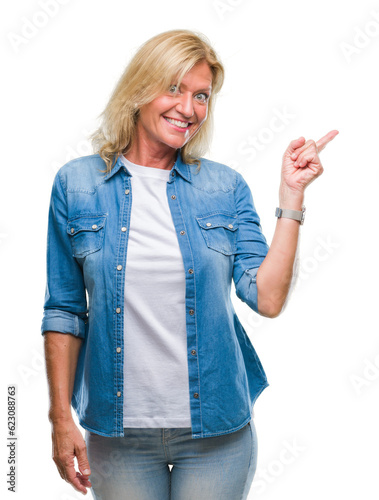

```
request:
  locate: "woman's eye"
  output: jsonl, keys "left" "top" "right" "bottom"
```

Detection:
{"left": 169, "top": 84, "right": 178, "bottom": 94}
{"left": 195, "top": 93, "right": 209, "bottom": 103}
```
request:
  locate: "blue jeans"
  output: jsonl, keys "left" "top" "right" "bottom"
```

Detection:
{"left": 85, "top": 420, "right": 258, "bottom": 500}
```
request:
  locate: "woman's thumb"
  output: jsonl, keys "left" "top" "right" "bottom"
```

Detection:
{"left": 76, "top": 445, "right": 91, "bottom": 476}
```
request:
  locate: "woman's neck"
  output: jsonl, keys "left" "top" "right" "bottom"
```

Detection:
{"left": 124, "top": 140, "right": 178, "bottom": 170}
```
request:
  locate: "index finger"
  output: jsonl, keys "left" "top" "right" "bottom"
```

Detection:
{"left": 64, "top": 464, "right": 89, "bottom": 494}
{"left": 316, "top": 130, "right": 339, "bottom": 153}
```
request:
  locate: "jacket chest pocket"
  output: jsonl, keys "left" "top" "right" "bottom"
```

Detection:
{"left": 196, "top": 212, "right": 238, "bottom": 256}
{"left": 67, "top": 214, "right": 107, "bottom": 258}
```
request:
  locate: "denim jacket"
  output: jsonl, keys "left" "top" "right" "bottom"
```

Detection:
{"left": 41, "top": 150, "right": 270, "bottom": 439}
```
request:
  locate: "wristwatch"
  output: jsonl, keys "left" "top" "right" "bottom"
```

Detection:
{"left": 275, "top": 206, "right": 306, "bottom": 225}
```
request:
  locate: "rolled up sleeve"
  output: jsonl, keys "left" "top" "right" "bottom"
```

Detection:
{"left": 41, "top": 171, "right": 87, "bottom": 338}
{"left": 233, "top": 171, "right": 270, "bottom": 313}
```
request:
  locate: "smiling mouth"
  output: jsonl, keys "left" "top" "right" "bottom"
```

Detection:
{"left": 163, "top": 116, "right": 193, "bottom": 129}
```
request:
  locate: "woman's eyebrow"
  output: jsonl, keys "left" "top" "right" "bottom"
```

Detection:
{"left": 178, "top": 83, "right": 212, "bottom": 92}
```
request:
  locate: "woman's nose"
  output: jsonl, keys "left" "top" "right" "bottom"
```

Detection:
{"left": 175, "top": 93, "right": 194, "bottom": 119}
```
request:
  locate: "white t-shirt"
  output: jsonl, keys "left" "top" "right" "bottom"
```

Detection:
{"left": 120, "top": 156, "right": 192, "bottom": 428}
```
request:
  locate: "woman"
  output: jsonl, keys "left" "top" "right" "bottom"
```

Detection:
{"left": 42, "top": 29, "right": 338, "bottom": 499}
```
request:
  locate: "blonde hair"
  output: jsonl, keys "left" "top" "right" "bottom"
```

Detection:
{"left": 89, "top": 29, "right": 225, "bottom": 173}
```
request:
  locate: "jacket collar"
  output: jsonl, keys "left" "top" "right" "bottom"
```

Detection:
{"left": 103, "top": 149, "right": 193, "bottom": 183}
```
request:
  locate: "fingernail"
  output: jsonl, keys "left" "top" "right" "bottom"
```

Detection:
{"left": 83, "top": 469, "right": 91, "bottom": 475}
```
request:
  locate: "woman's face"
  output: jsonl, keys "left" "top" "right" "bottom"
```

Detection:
{"left": 135, "top": 60, "right": 213, "bottom": 154}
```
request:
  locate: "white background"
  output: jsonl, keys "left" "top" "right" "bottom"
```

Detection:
{"left": 1, "top": 0, "right": 378, "bottom": 498}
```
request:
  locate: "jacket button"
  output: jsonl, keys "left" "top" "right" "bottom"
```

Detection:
{"left": 121, "top": 227, "right": 127, "bottom": 232}
{"left": 125, "top": 189, "right": 130, "bottom": 194}
{"left": 92, "top": 224, "right": 98, "bottom": 230}
{"left": 70, "top": 228, "right": 75, "bottom": 234}
{"left": 228, "top": 224, "right": 234, "bottom": 229}
{"left": 116, "top": 307, "right": 121, "bottom": 313}
{"left": 171, "top": 171, "right": 175, "bottom": 176}
{"left": 191, "top": 350, "right": 196, "bottom": 355}
{"left": 189, "top": 309, "right": 194, "bottom": 315}
{"left": 206, "top": 223, "right": 212, "bottom": 227}
{"left": 117, "top": 391, "right": 121, "bottom": 397}
{"left": 180, "top": 231, "right": 185, "bottom": 235}
{"left": 117, "top": 265, "right": 122, "bottom": 271}
{"left": 193, "top": 393, "right": 199, "bottom": 399}
{"left": 188, "top": 269, "right": 193, "bottom": 274}
{"left": 116, "top": 347, "right": 121, "bottom": 353}
{"left": 171, "top": 195, "right": 176, "bottom": 200}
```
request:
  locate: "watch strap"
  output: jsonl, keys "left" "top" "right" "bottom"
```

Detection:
{"left": 275, "top": 206, "right": 306, "bottom": 225}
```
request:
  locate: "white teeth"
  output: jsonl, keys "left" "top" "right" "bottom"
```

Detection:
{"left": 165, "top": 117, "right": 190, "bottom": 128}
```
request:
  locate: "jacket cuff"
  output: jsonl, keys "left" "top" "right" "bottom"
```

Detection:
{"left": 41, "top": 309, "right": 86, "bottom": 339}
{"left": 235, "top": 267, "right": 260, "bottom": 314}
